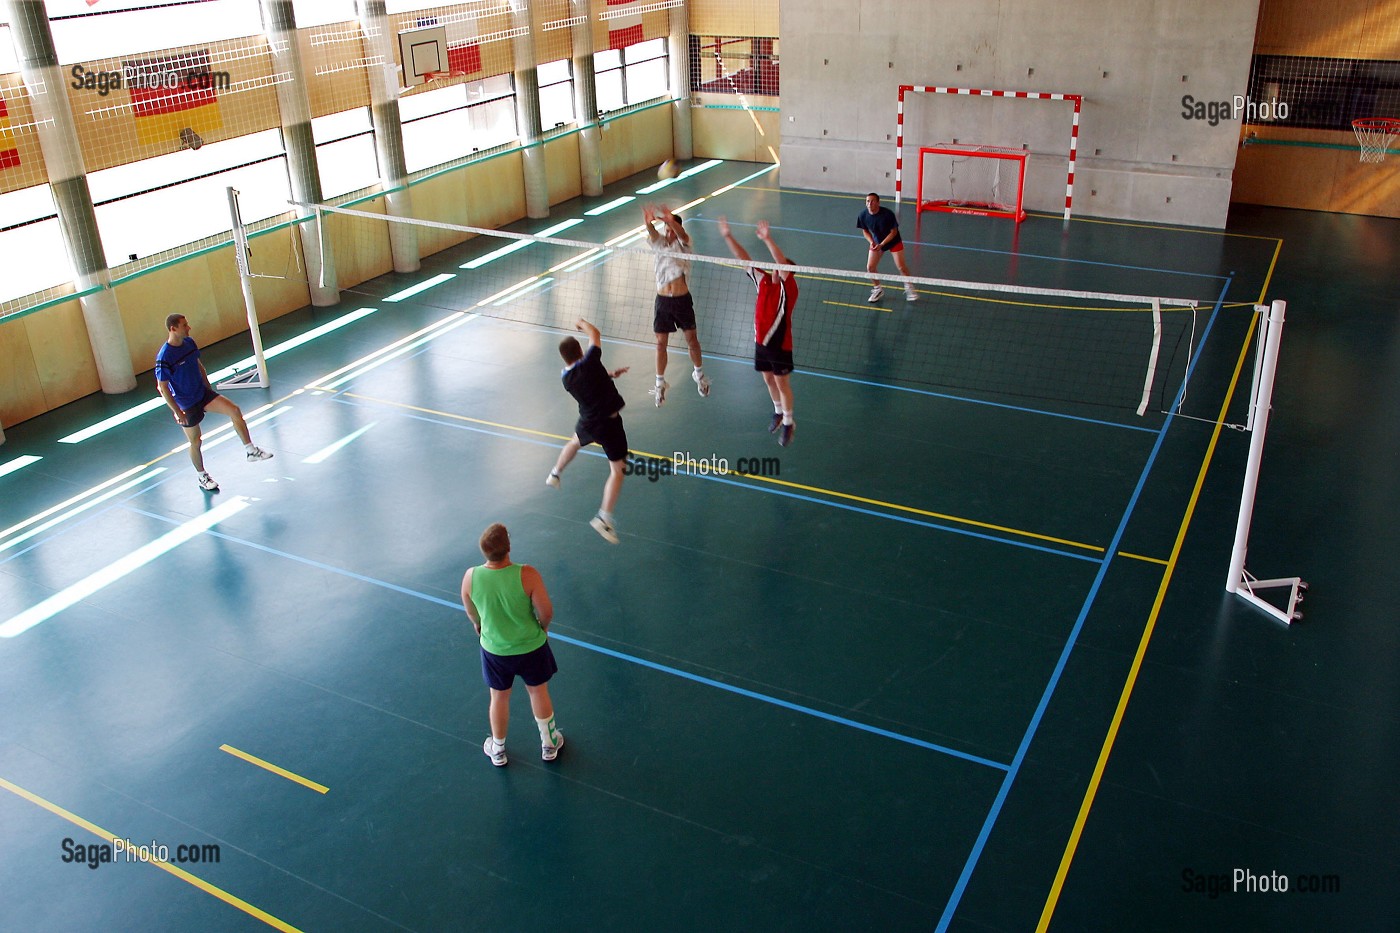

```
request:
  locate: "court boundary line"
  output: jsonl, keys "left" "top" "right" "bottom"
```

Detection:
{"left": 118, "top": 505, "right": 1013, "bottom": 772}
{"left": 932, "top": 275, "right": 1234, "bottom": 931}
{"left": 334, "top": 390, "right": 1122, "bottom": 559}
{"left": 1034, "top": 278, "right": 1263, "bottom": 929}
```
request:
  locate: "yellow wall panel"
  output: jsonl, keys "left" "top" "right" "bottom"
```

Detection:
{"left": 692, "top": 102, "right": 780, "bottom": 163}
{"left": 301, "top": 25, "right": 372, "bottom": 119}
{"left": 691, "top": 1, "right": 778, "bottom": 38}
{"left": 0, "top": 312, "right": 46, "bottom": 426}
{"left": 26, "top": 299, "right": 102, "bottom": 412}
{"left": 545, "top": 133, "right": 584, "bottom": 206}
{"left": 600, "top": 105, "right": 672, "bottom": 183}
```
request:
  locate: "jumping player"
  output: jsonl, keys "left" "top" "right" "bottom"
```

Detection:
{"left": 545, "top": 318, "right": 630, "bottom": 543}
{"left": 642, "top": 203, "right": 709, "bottom": 406}
{"left": 716, "top": 217, "right": 798, "bottom": 447}
{"left": 856, "top": 193, "right": 918, "bottom": 303}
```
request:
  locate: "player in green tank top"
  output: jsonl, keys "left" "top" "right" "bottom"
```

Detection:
{"left": 462, "top": 523, "right": 563, "bottom": 767}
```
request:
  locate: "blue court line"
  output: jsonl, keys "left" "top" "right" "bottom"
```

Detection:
{"left": 933, "top": 274, "right": 1234, "bottom": 931}
{"left": 687, "top": 215, "right": 1233, "bottom": 283}
{"left": 326, "top": 394, "right": 1108, "bottom": 563}
{"left": 119, "top": 505, "right": 1009, "bottom": 773}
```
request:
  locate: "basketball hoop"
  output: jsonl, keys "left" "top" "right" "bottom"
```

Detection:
{"left": 1352, "top": 117, "right": 1400, "bottom": 163}
{"left": 423, "top": 70, "right": 467, "bottom": 84}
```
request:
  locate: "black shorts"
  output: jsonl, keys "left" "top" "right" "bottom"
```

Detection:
{"left": 575, "top": 413, "right": 629, "bottom": 462}
{"left": 754, "top": 343, "right": 794, "bottom": 376}
{"left": 481, "top": 642, "right": 558, "bottom": 690}
{"left": 653, "top": 293, "right": 697, "bottom": 334}
{"left": 180, "top": 387, "right": 221, "bottom": 427}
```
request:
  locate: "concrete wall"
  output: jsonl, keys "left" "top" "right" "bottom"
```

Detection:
{"left": 779, "top": 0, "right": 1262, "bottom": 228}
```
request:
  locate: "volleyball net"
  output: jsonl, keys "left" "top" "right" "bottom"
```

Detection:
{"left": 289, "top": 199, "right": 1200, "bottom": 417}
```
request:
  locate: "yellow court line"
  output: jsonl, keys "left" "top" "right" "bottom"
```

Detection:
{"left": 824, "top": 299, "right": 892, "bottom": 313}
{"left": 1257, "top": 237, "right": 1284, "bottom": 305}
{"left": 1035, "top": 310, "right": 1260, "bottom": 931}
{"left": 0, "top": 775, "right": 304, "bottom": 933}
{"left": 1116, "top": 550, "right": 1168, "bottom": 566}
{"left": 342, "top": 392, "right": 1107, "bottom": 555}
{"left": 219, "top": 746, "right": 329, "bottom": 795}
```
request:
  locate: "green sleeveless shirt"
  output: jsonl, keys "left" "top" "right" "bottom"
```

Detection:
{"left": 471, "top": 564, "right": 546, "bottom": 656}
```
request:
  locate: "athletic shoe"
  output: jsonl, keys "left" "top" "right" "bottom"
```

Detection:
{"left": 905, "top": 287, "right": 918, "bottom": 302}
{"left": 649, "top": 380, "right": 669, "bottom": 407}
{"left": 245, "top": 446, "right": 273, "bottom": 462}
{"left": 778, "top": 423, "right": 795, "bottom": 447}
{"left": 590, "top": 514, "right": 619, "bottom": 544}
{"left": 545, "top": 472, "right": 561, "bottom": 489}
{"left": 197, "top": 472, "right": 220, "bottom": 492}
{"left": 768, "top": 412, "right": 783, "bottom": 434}
{"left": 868, "top": 285, "right": 884, "bottom": 303}
{"left": 693, "top": 370, "right": 710, "bottom": 397}
{"left": 542, "top": 732, "right": 565, "bottom": 762}
{"left": 483, "top": 737, "right": 507, "bottom": 767}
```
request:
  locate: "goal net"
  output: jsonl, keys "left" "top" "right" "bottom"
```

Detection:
{"left": 917, "top": 145, "right": 1028, "bottom": 222}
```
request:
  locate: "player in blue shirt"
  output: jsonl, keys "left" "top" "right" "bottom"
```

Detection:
{"left": 154, "top": 314, "right": 273, "bottom": 491}
{"left": 856, "top": 193, "right": 919, "bottom": 303}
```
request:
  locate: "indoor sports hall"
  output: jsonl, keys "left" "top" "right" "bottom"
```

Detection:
{"left": 1, "top": 2, "right": 1397, "bottom": 932}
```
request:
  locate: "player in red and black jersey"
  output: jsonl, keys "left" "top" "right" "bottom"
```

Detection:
{"left": 716, "top": 217, "right": 799, "bottom": 447}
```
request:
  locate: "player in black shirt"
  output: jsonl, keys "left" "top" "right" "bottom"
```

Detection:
{"left": 545, "top": 319, "right": 630, "bottom": 543}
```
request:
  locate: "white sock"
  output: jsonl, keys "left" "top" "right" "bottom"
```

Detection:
{"left": 488, "top": 736, "right": 505, "bottom": 750}
{"left": 535, "top": 715, "right": 560, "bottom": 747}
{"left": 782, "top": 411, "right": 794, "bottom": 425}
{"left": 655, "top": 374, "right": 665, "bottom": 385}
{"left": 772, "top": 401, "right": 783, "bottom": 414}
{"left": 599, "top": 509, "right": 614, "bottom": 524}
{"left": 244, "top": 442, "right": 256, "bottom": 452}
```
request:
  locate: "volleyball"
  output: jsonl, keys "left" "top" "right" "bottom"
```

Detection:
{"left": 658, "top": 159, "right": 679, "bottom": 180}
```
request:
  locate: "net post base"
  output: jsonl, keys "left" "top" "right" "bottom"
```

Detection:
{"left": 1231, "top": 571, "right": 1308, "bottom": 625}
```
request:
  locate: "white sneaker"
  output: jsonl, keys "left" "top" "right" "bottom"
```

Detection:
{"left": 245, "top": 446, "right": 273, "bottom": 462}
{"left": 905, "top": 287, "right": 918, "bottom": 302}
{"left": 868, "top": 285, "right": 884, "bottom": 303}
{"left": 590, "top": 514, "right": 619, "bottom": 544}
{"left": 483, "top": 737, "right": 507, "bottom": 767}
{"left": 545, "top": 471, "right": 560, "bottom": 489}
{"left": 650, "top": 380, "right": 669, "bottom": 407}
{"left": 692, "top": 370, "right": 710, "bottom": 397}
{"left": 197, "top": 472, "right": 219, "bottom": 492}
{"left": 542, "top": 732, "right": 564, "bottom": 762}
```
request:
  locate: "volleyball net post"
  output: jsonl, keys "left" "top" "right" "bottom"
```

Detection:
{"left": 219, "top": 186, "right": 271, "bottom": 390}
{"left": 1225, "top": 300, "right": 1307, "bottom": 624}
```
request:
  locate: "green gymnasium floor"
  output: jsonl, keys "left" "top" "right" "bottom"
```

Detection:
{"left": 1, "top": 160, "right": 1397, "bottom": 932}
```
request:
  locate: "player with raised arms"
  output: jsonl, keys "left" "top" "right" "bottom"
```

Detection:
{"left": 642, "top": 203, "right": 710, "bottom": 406}
{"left": 716, "top": 217, "right": 798, "bottom": 447}
{"left": 545, "top": 319, "right": 630, "bottom": 543}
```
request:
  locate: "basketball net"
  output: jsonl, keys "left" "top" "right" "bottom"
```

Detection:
{"left": 1352, "top": 118, "right": 1400, "bottom": 163}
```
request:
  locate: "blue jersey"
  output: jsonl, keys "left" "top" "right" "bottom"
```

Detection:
{"left": 857, "top": 206, "right": 903, "bottom": 251}
{"left": 154, "top": 338, "right": 206, "bottom": 409}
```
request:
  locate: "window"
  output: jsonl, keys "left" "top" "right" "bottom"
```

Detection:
{"left": 313, "top": 108, "right": 379, "bottom": 198}
{"left": 399, "top": 75, "right": 515, "bottom": 173}
{"left": 44, "top": 0, "right": 263, "bottom": 63}
{"left": 538, "top": 59, "right": 575, "bottom": 129}
{"left": 0, "top": 186, "right": 67, "bottom": 306}
{"left": 87, "top": 129, "right": 290, "bottom": 265}
{"left": 594, "top": 38, "right": 670, "bottom": 114}
{"left": 690, "top": 37, "right": 780, "bottom": 97}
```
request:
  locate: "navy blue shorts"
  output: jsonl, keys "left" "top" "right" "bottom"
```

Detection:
{"left": 754, "top": 343, "right": 794, "bottom": 376}
{"left": 653, "top": 293, "right": 697, "bottom": 333}
{"left": 180, "top": 387, "right": 221, "bottom": 428}
{"left": 481, "top": 641, "right": 558, "bottom": 690}
{"left": 575, "top": 413, "right": 629, "bottom": 462}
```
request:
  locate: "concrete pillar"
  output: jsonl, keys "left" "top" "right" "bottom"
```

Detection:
{"left": 568, "top": 0, "right": 603, "bottom": 197}
{"left": 3, "top": 0, "right": 136, "bottom": 395}
{"left": 667, "top": 1, "right": 692, "bottom": 161}
{"left": 356, "top": 0, "right": 419, "bottom": 273}
{"left": 510, "top": 0, "right": 548, "bottom": 218}
{"left": 259, "top": 0, "right": 340, "bottom": 305}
